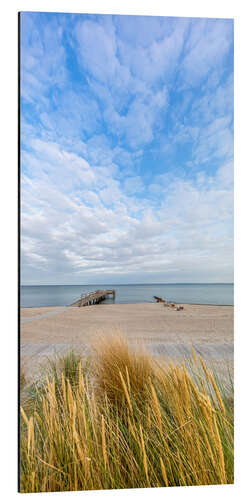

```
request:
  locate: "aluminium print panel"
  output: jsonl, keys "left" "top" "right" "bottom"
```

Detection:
{"left": 19, "top": 11, "right": 234, "bottom": 493}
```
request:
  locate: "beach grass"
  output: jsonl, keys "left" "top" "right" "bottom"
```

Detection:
{"left": 20, "top": 335, "right": 234, "bottom": 492}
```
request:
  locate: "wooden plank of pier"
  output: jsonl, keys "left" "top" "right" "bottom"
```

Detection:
{"left": 70, "top": 289, "right": 115, "bottom": 307}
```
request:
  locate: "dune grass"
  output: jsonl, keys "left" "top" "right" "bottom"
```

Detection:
{"left": 20, "top": 367, "right": 26, "bottom": 392}
{"left": 20, "top": 336, "right": 234, "bottom": 492}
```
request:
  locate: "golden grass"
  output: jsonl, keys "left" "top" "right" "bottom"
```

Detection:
{"left": 20, "top": 367, "right": 26, "bottom": 391}
{"left": 20, "top": 335, "right": 234, "bottom": 492}
{"left": 90, "top": 334, "right": 153, "bottom": 406}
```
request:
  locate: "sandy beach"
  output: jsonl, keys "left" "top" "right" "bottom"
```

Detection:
{"left": 21, "top": 302, "right": 233, "bottom": 379}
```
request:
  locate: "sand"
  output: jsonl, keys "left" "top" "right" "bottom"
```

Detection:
{"left": 21, "top": 302, "right": 233, "bottom": 344}
{"left": 21, "top": 302, "right": 233, "bottom": 380}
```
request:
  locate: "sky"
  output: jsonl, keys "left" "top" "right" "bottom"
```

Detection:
{"left": 20, "top": 12, "right": 234, "bottom": 285}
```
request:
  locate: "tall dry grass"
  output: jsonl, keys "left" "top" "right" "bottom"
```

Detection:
{"left": 20, "top": 336, "right": 234, "bottom": 492}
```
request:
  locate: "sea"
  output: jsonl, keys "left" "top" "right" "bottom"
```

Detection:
{"left": 20, "top": 283, "right": 234, "bottom": 308}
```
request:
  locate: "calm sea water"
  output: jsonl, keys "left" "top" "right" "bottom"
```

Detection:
{"left": 20, "top": 284, "right": 234, "bottom": 308}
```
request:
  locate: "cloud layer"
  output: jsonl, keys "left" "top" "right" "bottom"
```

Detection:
{"left": 20, "top": 13, "right": 234, "bottom": 284}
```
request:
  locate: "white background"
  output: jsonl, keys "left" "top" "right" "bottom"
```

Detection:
{"left": 1, "top": 1, "right": 249, "bottom": 499}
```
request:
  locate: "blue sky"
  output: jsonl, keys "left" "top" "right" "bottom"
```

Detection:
{"left": 20, "top": 12, "right": 233, "bottom": 284}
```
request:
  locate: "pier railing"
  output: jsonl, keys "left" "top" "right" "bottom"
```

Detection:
{"left": 70, "top": 289, "right": 115, "bottom": 307}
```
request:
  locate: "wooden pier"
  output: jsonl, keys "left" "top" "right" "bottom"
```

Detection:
{"left": 70, "top": 289, "right": 115, "bottom": 307}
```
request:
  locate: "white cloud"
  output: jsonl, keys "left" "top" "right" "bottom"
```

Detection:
{"left": 75, "top": 19, "right": 119, "bottom": 82}
{"left": 40, "top": 90, "right": 102, "bottom": 137}
{"left": 117, "top": 17, "right": 188, "bottom": 84}
{"left": 74, "top": 17, "right": 171, "bottom": 149}
{"left": 179, "top": 19, "right": 233, "bottom": 88}
{"left": 21, "top": 13, "right": 67, "bottom": 103}
{"left": 123, "top": 176, "right": 145, "bottom": 195}
{"left": 193, "top": 117, "right": 233, "bottom": 164}
{"left": 190, "top": 74, "right": 233, "bottom": 125}
{"left": 21, "top": 132, "right": 233, "bottom": 283}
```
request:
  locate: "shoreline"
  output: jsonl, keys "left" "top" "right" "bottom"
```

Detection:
{"left": 21, "top": 301, "right": 234, "bottom": 309}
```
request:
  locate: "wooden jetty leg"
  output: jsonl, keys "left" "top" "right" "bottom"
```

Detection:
{"left": 70, "top": 289, "right": 116, "bottom": 307}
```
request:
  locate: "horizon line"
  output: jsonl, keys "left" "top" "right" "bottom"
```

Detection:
{"left": 21, "top": 282, "right": 234, "bottom": 286}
